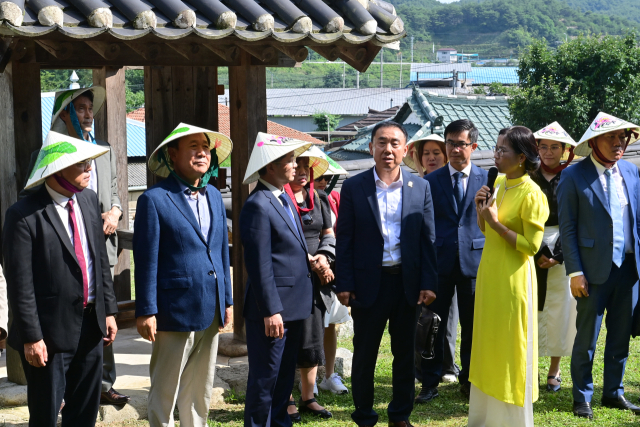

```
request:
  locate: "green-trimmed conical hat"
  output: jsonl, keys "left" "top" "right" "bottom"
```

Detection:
{"left": 243, "top": 133, "right": 312, "bottom": 184}
{"left": 297, "top": 146, "right": 330, "bottom": 178}
{"left": 50, "top": 86, "right": 106, "bottom": 130}
{"left": 148, "top": 123, "right": 233, "bottom": 178}
{"left": 324, "top": 155, "right": 348, "bottom": 176}
{"left": 25, "top": 131, "right": 109, "bottom": 190}
{"left": 575, "top": 112, "right": 640, "bottom": 157}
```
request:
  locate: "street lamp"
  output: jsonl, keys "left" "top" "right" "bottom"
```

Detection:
{"left": 325, "top": 114, "right": 330, "bottom": 142}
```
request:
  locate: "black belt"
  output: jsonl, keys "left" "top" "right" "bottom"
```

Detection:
{"left": 381, "top": 264, "right": 402, "bottom": 275}
{"left": 84, "top": 303, "right": 96, "bottom": 314}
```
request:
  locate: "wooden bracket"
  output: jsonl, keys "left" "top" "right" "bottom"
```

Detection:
{"left": 36, "top": 40, "right": 73, "bottom": 60}
{"left": 241, "top": 45, "right": 276, "bottom": 63}
{"left": 0, "top": 38, "right": 17, "bottom": 72}
{"left": 85, "top": 41, "right": 121, "bottom": 60}
{"left": 310, "top": 45, "right": 339, "bottom": 62}
{"left": 339, "top": 46, "right": 367, "bottom": 63}
{"left": 124, "top": 41, "right": 159, "bottom": 61}
{"left": 203, "top": 44, "right": 239, "bottom": 62}
{"left": 273, "top": 45, "right": 308, "bottom": 63}
{"left": 217, "top": 84, "right": 225, "bottom": 95}
{"left": 166, "top": 42, "right": 201, "bottom": 60}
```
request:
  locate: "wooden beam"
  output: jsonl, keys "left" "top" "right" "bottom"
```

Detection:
{"left": 35, "top": 40, "right": 73, "bottom": 60}
{"left": 240, "top": 45, "right": 277, "bottom": 63}
{"left": 340, "top": 41, "right": 380, "bottom": 73}
{"left": 273, "top": 45, "right": 308, "bottom": 63}
{"left": 85, "top": 41, "right": 121, "bottom": 60}
{"left": 339, "top": 46, "right": 367, "bottom": 63}
{"left": 124, "top": 41, "right": 160, "bottom": 61}
{"left": 0, "top": 39, "right": 17, "bottom": 73}
{"left": 310, "top": 45, "right": 340, "bottom": 62}
{"left": 166, "top": 43, "right": 193, "bottom": 60}
{"left": 229, "top": 52, "right": 267, "bottom": 341}
{"left": 203, "top": 44, "right": 239, "bottom": 63}
{"left": 144, "top": 65, "right": 173, "bottom": 187}
{"left": 93, "top": 66, "right": 131, "bottom": 302}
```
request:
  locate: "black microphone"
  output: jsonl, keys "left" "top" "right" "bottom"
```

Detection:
{"left": 486, "top": 167, "right": 499, "bottom": 201}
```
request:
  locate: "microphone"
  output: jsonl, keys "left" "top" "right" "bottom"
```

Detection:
{"left": 486, "top": 167, "right": 498, "bottom": 201}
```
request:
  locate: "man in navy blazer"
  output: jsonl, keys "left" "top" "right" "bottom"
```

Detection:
{"left": 240, "top": 135, "right": 316, "bottom": 427}
{"left": 336, "top": 122, "right": 438, "bottom": 427}
{"left": 418, "top": 119, "right": 488, "bottom": 403}
{"left": 558, "top": 113, "right": 640, "bottom": 420}
{"left": 133, "top": 125, "right": 233, "bottom": 427}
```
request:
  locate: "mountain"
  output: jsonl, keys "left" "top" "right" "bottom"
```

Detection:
{"left": 562, "top": 0, "right": 640, "bottom": 25}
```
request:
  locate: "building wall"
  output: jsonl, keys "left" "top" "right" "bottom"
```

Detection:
{"left": 437, "top": 51, "right": 457, "bottom": 63}
{"left": 268, "top": 115, "right": 364, "bottom": 132}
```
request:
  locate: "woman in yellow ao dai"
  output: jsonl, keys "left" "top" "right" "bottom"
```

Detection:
{"left": 469, "top": 126, "right": 549, "bottom": 427}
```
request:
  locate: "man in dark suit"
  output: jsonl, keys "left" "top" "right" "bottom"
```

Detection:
{"left": 240, "top": 134, "right": 316, "bottom": 427}
{"left": 558, "top": 113, "right": 640, "bottom": 420}
{"left": 335, "top": 121, "right": 438, "bottom": 427}
{"left": 2, "top": 132, "right": 118, "bottom": 426}
{"left": 417, "top": 119, "right": 488, "bottom": 402}
{"left": 134, "top": 124, "right": 233, "bottom": 427}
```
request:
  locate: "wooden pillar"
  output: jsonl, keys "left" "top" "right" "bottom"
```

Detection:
{"left": 0, "top": 60, "right": 41, "bottom": 386}
{"left": 229, "top": 52, "right": 267, "bottom": 341}
{"left": 93, "top": 67, "right": 131, "bottom": 301}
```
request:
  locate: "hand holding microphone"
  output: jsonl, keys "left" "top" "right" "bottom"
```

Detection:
{"left": 475, "top": 167, "right": 499, "bottom": 209}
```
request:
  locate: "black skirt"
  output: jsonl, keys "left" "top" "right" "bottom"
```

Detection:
{"left": 297, "top": 272, "right": 326, "bottom": 368}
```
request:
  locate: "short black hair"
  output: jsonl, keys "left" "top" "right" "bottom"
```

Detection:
{"left": 258, "top": 153, "right": 287, "bottom": 177}
{"left": 371, "top": 121, "right": 408, "bottom": 143}
{"left": 503, "top": 126, "right": 540, "bottom": 173}
{"left": 444, "top": 119, "right": 478, "bottom": 144}
{"left": 498, "top": 127, "right": 512, "bottom": 136}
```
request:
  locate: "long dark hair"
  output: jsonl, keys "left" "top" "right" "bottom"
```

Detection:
{"left": 503, "top": 126, "right": 540, "bottom": 173}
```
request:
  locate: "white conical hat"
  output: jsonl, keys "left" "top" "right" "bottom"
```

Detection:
{"left": 243, "top": 133, "right": 312, "bottom": 184}
{"left": 324, "top": 155, "right": 348, "bottom": 176}
{"left": 533, "top": 122, "right": 577, "bottom": 146}
{"left": 575, "top": 112, "right": 640, "bottom": 157}
{"left": 50, "top": 86, "right": 106, "bottom": 131}
{"left": 404, "top": 134, "right": 446, "bottom": 172}
{"left": 297, "top": 146, "right": 330, "bottom": 178}
{"left": 25, "top": 131, "right": 109, "bottom": 190}
{"left": 148, "top": 123, "right": 233, "bottom": 178}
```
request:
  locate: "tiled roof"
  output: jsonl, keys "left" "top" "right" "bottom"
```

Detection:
{"left": 128, "top": 162, "right": 147, "bottom": 187}
{"left": 126, "top": 108, "right": 145, "bottom": 122}
{"left": 336, "top": 106, "right": 399, "bottom": 131}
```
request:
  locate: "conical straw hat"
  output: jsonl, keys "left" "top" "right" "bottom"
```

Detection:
{"left": 325, "top": 155, "right": 348, "bottom": 176}
{"left": 297, "top": 146, "right": 330, "bottom": 178}
{"left": 25, "top": 131, "right": 109, "bottom": 190}
{"left": 404, "top": 134, "right": 445, "bottom": 172}
{"left": 50, "top": 86, "right": 106, "bottom": 130}
{"left": 575, "top": 112, "right": 640, "bottom": 157}
{"left": 148, "top": 123, "right": 233, "bottom": 177}
{"left": 243, "top": 133, "right": 312, "bottom": 184}
{"left": 534, "top": 121, "right": 578, "bottom": 161}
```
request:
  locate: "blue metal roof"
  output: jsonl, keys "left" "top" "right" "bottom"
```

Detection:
{"left": 410, "top": 67, "right": 519, "bottom": 85}
{"left": 41, "top": 93, "right": 146, "bottom": 157}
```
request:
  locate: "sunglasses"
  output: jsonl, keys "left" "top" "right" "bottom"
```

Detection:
{"left": 301, "top": 212, "right": 313, "bottom": 225}
{"left": 315, "top": 176, "right": 330, "bottom": 182}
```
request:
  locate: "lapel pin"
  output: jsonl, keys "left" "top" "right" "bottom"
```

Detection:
{"left": 408, "top": 181, "right": 413, "bottom": 188}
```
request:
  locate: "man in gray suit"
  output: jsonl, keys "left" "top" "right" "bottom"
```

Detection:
{"left": 21, "top": 86, "right": 129, "bottom": 405}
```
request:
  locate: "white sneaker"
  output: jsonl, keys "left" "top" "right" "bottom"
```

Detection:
{"left": 441, "top": 374, "right": 458, "bottom": 383}
{"left": 318, "top": 373, "right": 349, "bottom": 395}
{"left": 299, "top": 380, "right": 319, "bottom": 396}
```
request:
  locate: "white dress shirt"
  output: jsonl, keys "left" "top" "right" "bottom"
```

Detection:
{"left": 45, "top": 184, "right": 96, "bottom": 303}
{"left": 88, "top": 160, "right": 98, "bottom": 194}
{"left": 448, "top": 163, "right": 473, "bottom": 195}
{"left": 373, "top": 167, "right": 403, "bottom": 266}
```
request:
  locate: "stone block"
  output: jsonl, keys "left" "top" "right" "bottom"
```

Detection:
{"left": 218, "top": 333, "right": 248, "bottom": 357}
{"left": 335, "top": 318, "right": 354, "bottom": 339}
{"left": 0, "top": 379, "right": 27, "bottom": 407}
{"left": 210, "top": 375, "right": 231, "bottom": 407}
{"left": 335, "top": 347, "right": 353, "bottom": 378}
{"left": 216, "top": 364, "right": 249, "bottom": 396}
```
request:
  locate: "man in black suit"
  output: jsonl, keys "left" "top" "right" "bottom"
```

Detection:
{"left": 335, "top": 122, "right": 438, "bottom": 427}
{"left": 2, "top": 131, "right": 118, "bottom": 427}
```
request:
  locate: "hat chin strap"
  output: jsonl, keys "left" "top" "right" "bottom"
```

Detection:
{"left": 54, "top": 173, "right": 83, "bottom": 194}
{"left": 158, "top": 148, "right": 219, "bottom": 192}
{"left": 589, "top": 139, "right": 626, "bottom": 167}
{"left": 540, "top": 147, "right": 575, "bottom": 174}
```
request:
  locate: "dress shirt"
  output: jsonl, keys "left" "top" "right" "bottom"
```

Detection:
{"left": 88, "top": 160, "right": 98, "bottom": 194}
{"left": 448, "top": 163, "right": 473, "bottom": 195}
{"left": 180, "top": 184, "right": 211, "bottom": 240}
{"left": 45, "top": 184, "right": 96, "bottom": 303}
{"left": 373, "top": 167, "right": 403, "bottom": 267}
{"left": 259, "top": 178, "right": 301, "bottom": 228}
{"left": 569, "top": 156, "right": 634, "bottom": 278}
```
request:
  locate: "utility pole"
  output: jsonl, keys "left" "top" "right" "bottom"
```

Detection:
{"left": 343, "top": 62, "right": 346, "bottom": 88}
{"left": 271, "top": 71, "right": 273, "bottom": 88}
{"left": 399, "top": 52, "right": 403, "bottom": 88}
{"left": 356, "top": 71, "right": 360, "bottom": 89}
{"left": 325, "top": 115, "right": 330, "bottom": 142}
{"left": 452, "top": 70, "right": 458, "bottom": 95}
{"left": 410, "top": 36, "right": 414, "bottom": 63}
{"left": 380, "top": 48, "right": 383, "bottom": 88}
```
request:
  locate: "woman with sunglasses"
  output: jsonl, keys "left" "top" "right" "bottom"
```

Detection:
{"left": 285, "top": 148, "right": 335, "bottom": 421}
{"left": 470, "top": 126, "right": 549, "bottom": 426}
{"left": 530, "top": 123, "right": 578, "bottom": 393}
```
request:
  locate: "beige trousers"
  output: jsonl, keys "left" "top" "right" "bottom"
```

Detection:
{"left": 147, "top": 311, "right": 220, "bottom": 427}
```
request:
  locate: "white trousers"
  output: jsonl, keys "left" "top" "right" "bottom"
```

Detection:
{"left": 147, "top": 312, "right": 220, "bottom": 427}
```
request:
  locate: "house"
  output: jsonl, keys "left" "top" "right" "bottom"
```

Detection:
{"left": 327, "top": 87, "right": 512, "bottom": 161}
{"left": 437, "top": 48, "right": 458, "bottom": 63}
{"left": 410, "top": 63, "right": 518, "bottom": 86}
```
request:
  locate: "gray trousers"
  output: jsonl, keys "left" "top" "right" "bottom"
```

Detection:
{"left": 443, "top": 289, "right": 460, "bottom": 376}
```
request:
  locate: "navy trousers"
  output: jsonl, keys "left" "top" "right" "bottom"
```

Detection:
{"left": 21, "top": 306, "right": 103, "bottom": 427}
{"left": 420, "top": 258, "right": 475, "bottom": 388}
{"left": 571, "top": 257, "right": 638, "bottom": 402}
{"left": 244, "top": 318, "right": 303, "bottom": 427}
{"left": 351, "top": 271, "right": 419, "bottom": 426}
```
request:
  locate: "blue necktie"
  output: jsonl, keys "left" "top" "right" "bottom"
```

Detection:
{"left": 279, "top": 193, "right": 301, "bottom": 238}
{"left": 605, "top": 169, "right": 625, "bottom": 267}
{"left": 453, "top": 172, "right": 464, "bottom": 215}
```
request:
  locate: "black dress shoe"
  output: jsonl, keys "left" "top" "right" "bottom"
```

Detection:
{"left": 287, "top": 400, "right": 301, "bottom": 423}
{"left": 460, "top": 383, "right": 471, "bottom": 399}
{"left": 100, "top": 388, "right": 131, "bottom": 405}
{"left": 415, "top": 387, "right": 438, "bottom": 403}
{"left": 298, "top": 398, "right": 332, "bottom": 419}
{"left": 546, "top": 375, "right": 562, "bottom": 393}
{"left": 388, "top": 421, "right": 414, "bottom": 427}
{"left": 573, "top": 401, "right": 593, "bottom": 419}
{"left": 602, "top": 395, "right": 640, "bottom": 414}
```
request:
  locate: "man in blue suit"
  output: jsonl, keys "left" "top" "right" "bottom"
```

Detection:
{"left": 336, "top": 122, "right": 438, "bottom": 427}
{"left": 417, "top": 119, "right": 488, "bottom": 402}
{"left": 133, "top": 124, "right": 233, "bottom": 427}
{"left": 240, "top": 134, "right": 317, "bottom": 427}
{"left": 558, "top": 113, "right": 640, "bottom": 420}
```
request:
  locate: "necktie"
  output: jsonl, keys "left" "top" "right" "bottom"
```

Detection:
{"left": 279, "top": 193, "right": 301, "bottom": 238}
{"left": 453, "top": 172, "right": 464, "bottom": 215}
{"left": 605, "top": 169, "right": 625, "bottom": 267}
{"left": 68, "top": 199, "right": 89, "bottom": 307}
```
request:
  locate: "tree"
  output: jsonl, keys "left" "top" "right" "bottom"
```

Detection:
{"left": 508, "top": 33, "right": 640, "bottom": 139}
{"left": 126, "top": 88, "right": 145, "bottom": 113}
{"left": 312, "top": 112, "right": 342, "bottom": 132}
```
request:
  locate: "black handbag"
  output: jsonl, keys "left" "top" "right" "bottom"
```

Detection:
{"left": 414, "top": 305, "right": 441, "bottom": 382}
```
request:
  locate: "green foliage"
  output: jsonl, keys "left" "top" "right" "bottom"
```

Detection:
{"left": 30, "top": 141, "right": 77, "bottom": 179}
{"left": 559, "top": 0, "right": 640, "bottom": 25}
{"left": 125, "top": 88, "right": 145, "bottom": 113}
{"left": 508, "top": 33, "right": 640, "bottom": 140}
{"left": 40, "top": 70, "right": 92, "bottom": 92}
{"left": 312, "top": 112, "right": 342, "bottom": 132}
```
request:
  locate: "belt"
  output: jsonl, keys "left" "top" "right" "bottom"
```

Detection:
{"left": 84, "top": 303, "right": 96, "bottom": 314}
{"left": 381, "top": 264, "right": 402, "bottom": 275}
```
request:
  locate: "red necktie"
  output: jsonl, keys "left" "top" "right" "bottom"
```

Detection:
{"left": 68, "top": 199, "right": 88, "bottom": 307}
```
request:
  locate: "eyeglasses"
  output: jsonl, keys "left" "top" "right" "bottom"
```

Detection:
{"left": 445, "top": 141, "right": 474, "bottom": 150}
{"left": 75, "top": 160, "right": 92, "bottom": 170}
{"left": 493, "top": 146, "right": 511, "bottom": 157}
{"left": 538, "top": 145, "right": 562, "bottom": 152}
{"left": 301, "top": 212, "right": 313, "bottom": 225}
